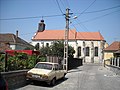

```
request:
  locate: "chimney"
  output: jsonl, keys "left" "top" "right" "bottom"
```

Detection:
{"left": 16, "top": 30, "right": 18, "bottom": 37}
{"left": 38, "top": 19, "right": 45, "bottom": 32}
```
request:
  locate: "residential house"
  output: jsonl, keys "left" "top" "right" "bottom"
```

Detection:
{"left": 104, "top": 41, "right": 120, "bottom": 60}
{"left": 31, "top": 29, "right": 106, "bottom": 63}
{"left": 0, "top": 32, "right": 34, "bottom": 51}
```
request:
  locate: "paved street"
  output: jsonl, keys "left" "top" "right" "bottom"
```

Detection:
{"left": 16, "top": 63, "right": 120, "bottom": 90}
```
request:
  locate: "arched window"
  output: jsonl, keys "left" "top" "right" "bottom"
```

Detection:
{"left": 86, "top": 47, "right": 89, "bottom": 56}
{"left": 46, "top": 43, "right": 49, "bottom": 47}
{"left": 95, "top": 47, "right": 98, "bottom": 56}
{"left": 77, "top": 47, "right": 81, "bottom": 57}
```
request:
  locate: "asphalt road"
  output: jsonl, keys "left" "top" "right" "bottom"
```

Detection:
{"left": 16, "top": 63, "right": 120, "bottom": 90}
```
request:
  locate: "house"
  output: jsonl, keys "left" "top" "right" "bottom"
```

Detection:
{"left": 31, "top": 29, "right": 106, "bottom": 63}
{"left": 104, "top": 41, "right": 120, "bottom": 60}
{"left": 0, "top": 31, "right": 34, "bottom": 51}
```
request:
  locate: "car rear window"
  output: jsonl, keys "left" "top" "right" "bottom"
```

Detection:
{"left": 35, "top": 63, "right": 53, "bottom": 70}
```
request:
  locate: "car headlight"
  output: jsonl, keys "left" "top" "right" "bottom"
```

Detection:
{"left": 42, "top": 75, "right": 48, "bottom": 79}
{"left": 27, "top": 72, "right": 32, "bottom": 77}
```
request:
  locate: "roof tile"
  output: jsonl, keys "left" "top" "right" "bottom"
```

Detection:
{"left": 32, "top": 30, "right": 104, "bottom": 41}
{"left": 104, "top": 41, "right": 120, "bottom": 51}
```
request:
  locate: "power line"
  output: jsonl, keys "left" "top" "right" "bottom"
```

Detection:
{"left": 55, "top": 0, "right": 64, "bottom": 14}
{"left": 77, "top": 0, "right": 96, "bottom": 17}
{"left": 72, "top": 9, "right": 120, "bottom": 26}
{"left": 75, "top": 5, "right": 120, "bottom": 14}
{"left": 70, "top": 24, "right": 86, "bottom": 39}
{"left": 59, "top": 0, "right": 66, "bottom": 9}
{"left": 80, "top": 9, "right": 120, "bottom": 23}
{"left": 0, "top": 14, "right": 63, "bottom": 21}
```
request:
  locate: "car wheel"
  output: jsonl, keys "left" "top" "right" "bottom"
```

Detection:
{"left": 50, "top": 78, "right": 56, "bottom": 86}
{"left": 62, "top": 74, "right": 66, "bottom": 80}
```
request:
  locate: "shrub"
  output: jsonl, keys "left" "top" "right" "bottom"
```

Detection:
{"left": 0, "top": 52, "right": 46, "bottom": 71}
{"left": 0, "top": 54, "right": 5, "bottom": 72}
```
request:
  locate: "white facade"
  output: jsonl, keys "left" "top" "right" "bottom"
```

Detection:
{"left": 31, "top": 40, "right": 105, "bottom": 63}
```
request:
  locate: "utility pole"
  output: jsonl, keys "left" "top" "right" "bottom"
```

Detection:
{"left": 64, "top": 8, "right": 72, "bottom": 71}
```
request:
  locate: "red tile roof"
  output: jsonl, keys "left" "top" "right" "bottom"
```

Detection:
{"left": 32, "top": 29, "right": 104, "bottom": 41}
{"left": 104, "top": 41, "right": 120, "bottom": 52}
{"left": 76, "top": 32, "right": 104, "bottom": 40}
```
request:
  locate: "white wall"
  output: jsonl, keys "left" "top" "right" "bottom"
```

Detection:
{"left": 31, "top": 40, "right": 105, "bottom": 63}
{"left": 10, "top": 45, "right": 15, "bottom": 50}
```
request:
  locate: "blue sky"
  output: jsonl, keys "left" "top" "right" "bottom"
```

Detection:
{"left": 0, "top": 0, "right": 120, "bottom": 44}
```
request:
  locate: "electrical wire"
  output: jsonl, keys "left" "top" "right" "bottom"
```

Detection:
{"left": 67, "top": 1, "right": 90, "bottom": 37}
{"left": 73, "top": 19, "right": 99, "bottom": 39}
{"left": 55, "top": 0, "right": 64, "bottom": 14}
{"left": 70, "top": 24, "right": 86, "bottom": 39}
{"left": 75, "top": 5, "right": 120, "bottom": 14}
{"left": 79, "top": 9, "right": 120, "bottom": 23}
{"left": 77, "top": 0, "right": 96, "bottom": 18}
{"left": 60, "top": 0, "right": 66, "bottom": 9}
{"left": 0, "top": 14, "right": 63, "bottom": 21}
{"left": 70, "top": 9, "right": 120, "bottom": 34}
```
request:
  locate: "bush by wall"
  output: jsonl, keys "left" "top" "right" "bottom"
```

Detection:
{"left": 0, "top": 52, "right": 46, "bottom": 72}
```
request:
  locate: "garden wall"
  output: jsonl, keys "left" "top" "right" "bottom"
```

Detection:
{"left": 68, "top": 58, "right": 83, "bottom": 70}
{"left": 1, "top": 70, "right": 28, "bottom": 90}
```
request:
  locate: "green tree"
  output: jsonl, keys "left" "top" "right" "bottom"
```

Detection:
{"left": 40, "top": 46, "right": 52, "bottom": 56}
{"left": 39, "top": 40, "right": 75, "bottom": 57}
{"left": 51, "top": 41, "right": 64, "bottom": 57}
{"left": 0, "top": 54, "right": 5, "bottom": 72}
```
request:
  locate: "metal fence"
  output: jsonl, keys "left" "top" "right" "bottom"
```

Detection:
{"left": 104, "top": 57, "right": 120, "bottom": 68}
{"left": 46, "top": 55, "right": 63, "bottom": 64}
{"left": 110, "top": 57, "right": 120, "bottom": 68}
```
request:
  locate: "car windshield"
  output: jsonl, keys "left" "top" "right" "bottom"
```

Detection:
{"left": 34, "top": 63, "right": 53, "bottom": 70}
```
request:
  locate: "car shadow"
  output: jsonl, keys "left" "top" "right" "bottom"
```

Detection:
{"left": 30, "top": 77, "right": 68, "bottom": 88}
{"left": 68, "top": 69, "right": 82, "bottom": 73}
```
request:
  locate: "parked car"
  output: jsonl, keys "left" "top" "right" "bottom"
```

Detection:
{"left": 26, "top": 62, "right": 67, "bottom": 86}
{"left": 0, "top": 73, "right": 8, "bottom": 90}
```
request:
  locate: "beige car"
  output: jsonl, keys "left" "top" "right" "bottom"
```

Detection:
{"left": 26, "top": 62, "right": 67, "bottom": 86}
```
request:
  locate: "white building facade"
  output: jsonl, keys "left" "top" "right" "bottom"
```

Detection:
{"left": 31, "top": 30, "right": 106, "bottom": 63}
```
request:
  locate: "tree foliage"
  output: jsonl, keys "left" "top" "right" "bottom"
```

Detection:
{"left": 40, "top": 40, "right": 75, "bottom": 57}
{"left": 0, "top": 52, "right": 46, "bottom": 71}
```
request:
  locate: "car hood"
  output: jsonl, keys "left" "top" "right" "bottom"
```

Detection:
{"left": 28, "top": 68, "right": 52, "bottom": 75}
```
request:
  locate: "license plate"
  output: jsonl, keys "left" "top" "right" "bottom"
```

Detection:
{"left": 32, "top": 75, "right": 40, "bottom": 78}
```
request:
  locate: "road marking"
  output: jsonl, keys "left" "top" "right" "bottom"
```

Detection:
{"left": 104, "top": 74, "right": 117, "bottom": 77}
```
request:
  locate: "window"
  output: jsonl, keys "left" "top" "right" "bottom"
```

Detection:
{"left": 95, "top": 47, "right": 98, "bottom": 56}
{"left": 77, "top": 47, "right": 81, "bottom": 57}
{"left": 46, "top": 43, "right": 49, "bottom": 47}
{"left": 86, "top": 47, "right": 89, "bottom": 56}
{"left": 35, "top": 63, "right": 52, "bottom": 70}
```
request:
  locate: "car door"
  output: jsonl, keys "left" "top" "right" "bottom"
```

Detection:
{"left": 54, "top": 64, "right": 60, "bottom": 80}
{"left": 58, "top": 65, "right": 64, "bottom": 78}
